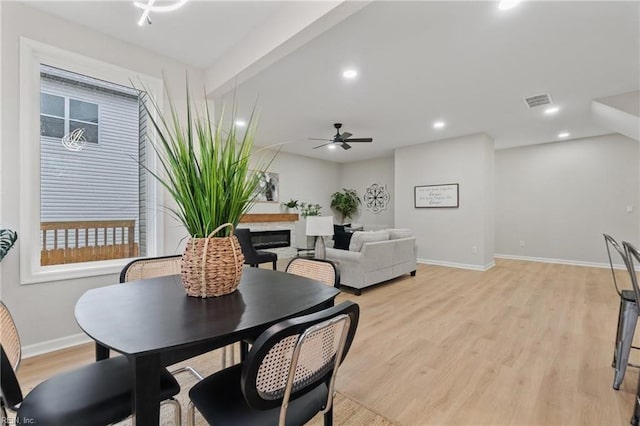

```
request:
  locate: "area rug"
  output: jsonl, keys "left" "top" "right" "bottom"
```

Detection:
{"left": 115, "top": 346, "right": 394, "bottom": 425}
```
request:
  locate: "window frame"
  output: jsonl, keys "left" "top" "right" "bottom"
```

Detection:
{"left": 40, "top": 92, "right": 101, "bottom": 143}
{"left": 20, "top": 38, "right": 164, "bottom": 284}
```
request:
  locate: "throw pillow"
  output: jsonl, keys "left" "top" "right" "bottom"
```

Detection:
{"left": 349, "top": 230, "right": 390, "bottom": 252}
{"left": 333, "top": 230, "right": 353, "bottom": 250}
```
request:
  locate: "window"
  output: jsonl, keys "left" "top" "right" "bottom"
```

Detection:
{"left": 20, "top": 39, "right": 163, "bottom": 284}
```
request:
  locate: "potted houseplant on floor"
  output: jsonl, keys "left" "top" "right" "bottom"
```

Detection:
{"left": 331, "top": 188, "right": 361, "bottom": 224}
{"left": 141, "top": 81, "right": 273, "bottom": 297}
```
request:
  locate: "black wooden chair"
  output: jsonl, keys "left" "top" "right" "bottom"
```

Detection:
{"left": 235, "top": 228, "right": 278, "bottom": 270}
{"left": 187, "top": 301, "right": 360, "bottom": 426}
{"left": 0, "top": 302, "right": 181, "bottom": 425}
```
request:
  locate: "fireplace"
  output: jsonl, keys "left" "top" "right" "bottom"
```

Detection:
{"left": 250, "top": 229, "right": 291, "bottom": 249}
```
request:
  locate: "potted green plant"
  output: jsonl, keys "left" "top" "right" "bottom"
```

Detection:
{"left": 281, "top": 199, "right": 299, "bottom": 212}
{"left": 300, "top": 202, "right": 322, "bottom": 218}
{"left": 330, "top": 188, "right": 361, "bottom": 223}
{"left": 0, "top": 229, "right": 17, "bottom": 261}
{"left": 140, "top": 81, "right": 274, "bottom": 297}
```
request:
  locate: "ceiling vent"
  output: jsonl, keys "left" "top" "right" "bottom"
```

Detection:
{"left": 524, "top": 93, "right": 552, "bottom": 108}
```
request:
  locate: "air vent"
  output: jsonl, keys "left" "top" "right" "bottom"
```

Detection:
{"left": 524, "top": 93, "right": 552, "bottom": 108}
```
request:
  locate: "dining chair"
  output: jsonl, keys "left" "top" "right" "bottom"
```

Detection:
{"left": 186, "top": 301, "right": 360, "bottom": 426}
{"left": 235, "top": 228, "right": 278, "bottom": 270}
{"left": 0, "top": 301, "right": 181, "bottom": 425}
{"left": 120, "top": 255, "right": 210, "bottom": 378}
{"left": 604, "top": 234, "right": 639, "bottom": 371}
{"left": 285, "top": 257, "right": 340, "bottom": 288}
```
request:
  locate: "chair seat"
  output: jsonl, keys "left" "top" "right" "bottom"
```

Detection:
{"left": 622, "top": 290, "right": 636, "bottom": 301}
{"left": 189, "top": 364, "right": 328, "bottom": 426}
{"left": 254, "top": 250, "right": 277, "bottom": 262}
{"left": 17, "top": 356, "right": 180, "bottom": 426}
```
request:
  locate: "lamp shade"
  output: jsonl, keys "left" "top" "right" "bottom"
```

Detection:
{"left": 305, "top": 216, "right": 334, "bottom": 236}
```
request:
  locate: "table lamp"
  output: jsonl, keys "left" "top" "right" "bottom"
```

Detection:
{"left": 305, "top": 216, "right": 334, "bottom": 259}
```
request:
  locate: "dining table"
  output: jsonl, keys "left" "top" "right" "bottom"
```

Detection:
{"left": 74, "top": 267, "right": 340, "bottom": 426}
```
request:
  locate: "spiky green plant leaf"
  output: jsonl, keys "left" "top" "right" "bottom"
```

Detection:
{"left": 136, "top": 79, "right": 275, "bottom": 238}
{"left": 0, "top": 229, "right": 17, "bottom": 261}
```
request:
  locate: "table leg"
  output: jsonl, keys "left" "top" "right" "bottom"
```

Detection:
{"left": 131, "top": 354, "right": 161, "bottom": 426}
{"left": 240, "top": 341, "right": 249, "bottom": 362}
{"left": 95, "top": 343, "right": 110, "bottom": 361}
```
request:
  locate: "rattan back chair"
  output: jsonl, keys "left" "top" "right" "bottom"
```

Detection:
{"left": 0, "top": 302, "right": 181, "bottom": 424}
{"left": 0, "top": 302, "right": 21, "bottom": 373}
{"left": 119, "top": 254, "right": 181, "bottom": 283}
{"left": 119, "top": 255, "right": 209, "bottom": 378}
{"left": 187, "top": 301, "right": 360, "bottom": 426}
{"left": 285, "top": 257, "right": 340, "bottom": 288}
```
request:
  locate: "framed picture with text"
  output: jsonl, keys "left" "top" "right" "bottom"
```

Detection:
{"left": 414, "top": 183, "right": 459, "bottom": 208}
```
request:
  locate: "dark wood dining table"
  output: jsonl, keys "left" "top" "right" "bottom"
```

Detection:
{"left": 74, "top": 267, "right": 340, "bottom": 426}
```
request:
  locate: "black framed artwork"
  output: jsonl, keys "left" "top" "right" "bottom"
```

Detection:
{"left": 414, "top": 183, "right": 459, "bottom": 208}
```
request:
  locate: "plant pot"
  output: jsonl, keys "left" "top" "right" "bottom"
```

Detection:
{"left": 181, "top": 223, "right": 244, "bottom": 297}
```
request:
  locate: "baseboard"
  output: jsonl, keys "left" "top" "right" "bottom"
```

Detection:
{"left": 494, "top": 253, "right": 639, "bottom": 270}
{"left": 22, "top": 333, "right": 92, "bottom": 359}
{"left": 417, "top": 258, "right": 495, "bottom": 271}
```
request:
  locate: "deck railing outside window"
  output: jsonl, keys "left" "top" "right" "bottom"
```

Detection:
{"left": 41, "top": 220, "right": 138, "bottom": 266}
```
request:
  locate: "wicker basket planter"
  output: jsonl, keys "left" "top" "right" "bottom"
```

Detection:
{"left": 181, "top": 223, "right": 244, "bottom": 298}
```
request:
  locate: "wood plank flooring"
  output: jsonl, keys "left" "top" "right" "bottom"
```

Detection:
{"left": 15, "top": 259, "right": 638, "bottom": 425}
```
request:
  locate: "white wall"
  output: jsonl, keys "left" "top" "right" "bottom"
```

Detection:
{"left": 394, "top": 133, "right": 495, "bottom": 269}
{"left": 338, "top": 156, "right": 394, "bottom": 227}
{"left": 0, "top": 2, "right": 204, "bottom": 349}
{"left": 248, "top": 151, "right": 341, "bottom": 248}
{"left": 495, "top": 134, "right": 640, "bottom": 265}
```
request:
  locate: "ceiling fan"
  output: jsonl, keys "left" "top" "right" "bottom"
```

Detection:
{"left": 308, "top": 123, "right": 373, "bottom": 150}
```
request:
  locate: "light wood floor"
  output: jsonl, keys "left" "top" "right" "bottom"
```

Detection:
{"left": 16, "top": 259, "right": 638, "bottom": 425}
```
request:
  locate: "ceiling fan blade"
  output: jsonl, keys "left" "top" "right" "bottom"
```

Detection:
{"left": 344, "top": 138, "right": 373, "bottom": 143}
{"left": 341, "top": 142, "right": 352, "bottom": 150}
{"left": 308, "top": 138, "right": 332, "bottom": 141}
{"left": 340, "top": 132, "right": 352, "bottom": 140}
{"left": 313, "top": 142, "right": 333, "bottom": 149}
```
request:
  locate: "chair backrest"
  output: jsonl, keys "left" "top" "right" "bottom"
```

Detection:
{"left": 623, "top": 242, "right": 640, "bottom": 302}
{"left": 119, "top": 255, "right": 181, "bottom": 283}
{"left": 0, "top": 302, "right": 21, "bottom": 372}
{"left": 241, "top": 301, "right": 359, "bottom": 424}
{"left": 285, "top": 258, "right": 340, "bottom": 288}
{"left": 604, "top": 234, "right": 629, "bottom": 296}
{"left": 0, "top": 302, "right": 24, "bottom": 411}
{"left": 1, "top": 345, "right": 24, "bottom": 411}
{"left": 235, "top": 228, "right": 259, "bottom": 261}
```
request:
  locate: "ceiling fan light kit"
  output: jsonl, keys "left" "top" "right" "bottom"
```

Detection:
{"left": 309, "top": 122, "right": 373, "bottom": 151}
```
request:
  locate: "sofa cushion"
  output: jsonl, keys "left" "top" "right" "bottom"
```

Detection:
{"left": 388, "top": 228, "right": 413, "bottom": 240}
{"left": 349, "top": 230, "right": 389, "bottom": 252}
{"left": 333, "top": 224, "right": 352, "bottom": 250}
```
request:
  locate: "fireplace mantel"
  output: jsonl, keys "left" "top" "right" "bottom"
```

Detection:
{"left": 240, "top": 213, "right": 299, "bottom": 223}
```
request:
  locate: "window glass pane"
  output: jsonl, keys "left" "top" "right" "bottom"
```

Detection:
{"left": 41, "top": 93, "right": 65, "bottom": 117}
{"left": 70, "top": 99, "right": 98, "bottom": 123}
{"left": 69, "top": 121, "right": 99, "bottom": 144}
{"left": 40, "top": 116, "right": 65, "bottom": 138}
{"left": 40, "top": 64, "right": 145, "bottom": 266}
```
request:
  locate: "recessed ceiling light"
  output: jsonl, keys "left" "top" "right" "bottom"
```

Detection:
{"left": 433, "top": 121, "right": 446, "bottom": 129}
{"left": 328, "top": 144, "right": 337, "bottom": 150}
{"left": 498, "top": 0, "right": 522, "bottom": 11}
{"left": 544, "top": 106, "right": 560, "bottom": 115}
{"left": 342, "top": 69, "right": 358, "bottom": 79}
{"left": 235, "top": 120, "right": 246, "bottom": 127}
{"left": 558, "top": 132, "right": 570, "bottom": 138}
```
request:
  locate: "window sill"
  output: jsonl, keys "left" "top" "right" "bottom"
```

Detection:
{"left": 20, "top": 258, "right": 135, "bottom": 285}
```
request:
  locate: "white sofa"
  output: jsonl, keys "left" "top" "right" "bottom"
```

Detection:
{"left": 325, "top": 229, "right": 417, "bottom": 295}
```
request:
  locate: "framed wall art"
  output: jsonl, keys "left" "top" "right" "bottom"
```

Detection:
{"left": 253, "top": 171, "right": 279, "bottom": 203}
{"left": 414, "top": 183, "right": 459, "bottom": 208}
